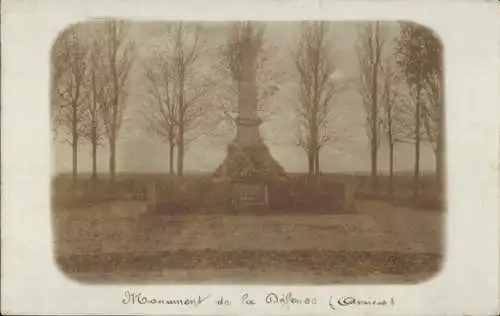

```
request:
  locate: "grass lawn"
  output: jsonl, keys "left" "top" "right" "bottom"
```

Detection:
{"left": 53, "top": 200, "right": 443, "bottom": 284}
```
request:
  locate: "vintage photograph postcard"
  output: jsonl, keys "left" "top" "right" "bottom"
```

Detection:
{"left": 52, "top": 19, "right": 445, "bottom": 285}
{"left": 2, "top": 0, "right": 499, "bottom": 315}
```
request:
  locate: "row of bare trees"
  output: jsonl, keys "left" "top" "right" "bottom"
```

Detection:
{"left": 142, "top": 21, "right": 284, "bottom": 176}
{"left": 52, "top": 21, "right": 135, "bottom": 187}
{"left": 355, "top": 21, "right": 443, "bottom": 197}
{"left": 142, "top": 23, "right": 215, "bottom": 177}
{"left": 53, "top": 21, "right": 443, "bottom": 196}
{"left": 293, "top": 22, "right": 345, "bottom": 178}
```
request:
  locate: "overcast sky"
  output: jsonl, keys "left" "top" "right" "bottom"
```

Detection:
{"left": 53, "top": 21, "right": 437, "bottom": 174}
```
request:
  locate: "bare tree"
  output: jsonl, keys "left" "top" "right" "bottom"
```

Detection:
{"left": 294, "top": 21, "right": 344, "bottom": 178}
{"left": 142, "top": 48, "right": 178, "bottom": 175}
{"left": 396, "top": 22, "right": 441, "bottom": 196}
{"left": 141, "top": 23, "right": 215, "bottom": 176}
{"left": 421, "top": 31, "right": 443, "bottom": 186}
{"left": 82, "top": 36, "right": 106, "bottom": 184}
{"left": 52, "top": 24, "right": 88, "bottom": 186}
{"left": 356, "top": 21, "right": 386, "bottom": 192}
{"left": 166, "top": 22, "right": 215, "bottom": 176}
{"left": 96, "top": 20, "right": 135, "bottom": 185}
{"left": 379, "top": 57, "right": 406, "bottom": 198}
{"left": 421, "top": 70, "right": 443, "bottom": 185}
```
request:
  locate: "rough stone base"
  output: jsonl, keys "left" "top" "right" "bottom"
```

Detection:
{"left": 212, "top": 142, "right": 286, "bottom": 181}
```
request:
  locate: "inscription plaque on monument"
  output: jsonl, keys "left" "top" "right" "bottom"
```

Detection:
{"left": 232, "top": 183, "right": 268, "bottom": 208}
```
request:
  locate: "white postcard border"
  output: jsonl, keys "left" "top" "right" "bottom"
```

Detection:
{"left": 2, "top": 0, "right": 499, "bottom": 315}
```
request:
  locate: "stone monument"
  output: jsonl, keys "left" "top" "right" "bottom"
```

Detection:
{"left": 213, "top": 22, "right": 285, "bottom": 209}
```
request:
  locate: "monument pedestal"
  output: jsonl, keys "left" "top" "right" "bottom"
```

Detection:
{"left": 213, "top": 142, "right": 286, "bottom": 180}
{"left": 213, "top": 142, "right": 285, "bottom": 211}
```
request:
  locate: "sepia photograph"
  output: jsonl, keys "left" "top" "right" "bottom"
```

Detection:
{"left": 51, "top": 20, "right": 445, "bottom": 284}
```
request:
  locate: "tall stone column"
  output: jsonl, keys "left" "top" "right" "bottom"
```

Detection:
{"left": 235, "top": 47, "right": 261, "bottom": 148}
{"left": 213, "top": 22, "right": 285, "bottom": 181}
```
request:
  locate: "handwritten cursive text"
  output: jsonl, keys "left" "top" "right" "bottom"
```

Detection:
{"left": 329, "top": 296, "right": 395, "bottom": 310}
{"left": 265, "top": 292, "right": 317, "bottom": 309}
{"left": 122, "top": 290, "right": 211, "bottom": 307}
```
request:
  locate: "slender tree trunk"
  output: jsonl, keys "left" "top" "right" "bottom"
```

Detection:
{"left": 311, "top": 41, "right": 319, "bottom": 180}
{"left": 310, "top": 123, "right": 318, "bottom": 178}
{"left": 72, "top": 138, "right": 78, "bottom": 188}
{"left": 91, "top": 136, "right": 97, "bottom": 183}
{"left": 370, "top": 76, "right": 379, "bottom": 192}
{"left": 109, "top": 79, "right": 119, "bottom": 187}
{"left": 314, "top": 148, "right": 320, "bottom": 176}
{"left": 307, "top": 150, "right": 314, "bottom": 178}
{"left": 110, "top": 28, "right": 119, "bottom": 188}
{"left": 435, "top": 134, "right": 443, "bottom": 189}
{"left": 109, "top": 135, "right": 116, "bottom": 186}
{"left": 90, "top": 68, "right": 98, "bottom": 185}
{"left": 71, "top": 104, "right": 78, "bottom": 189}
{"left": 370, "top": 22, "right": 380, "bottom": 193}
{"left": 386, "top": 94, "right": 394, "bottom": 198}
{"left": 177, "top": 147, "right": 184, "bottom": 176}
{"left": 435, "top": 109, "right": 443, "bottom": 188}
{"left": 434, "top": 150, "right": 440, "bottom": 185}
{"left": 414, "top": 83, "right": 422, "bottom": 198}
{"left": 177, "top": 126, "right": 184, "bottom": 176}
{"left": 389, "top": 140, "right": 394, "bottom": 199}
{"left": 370, "top": 136, "right": 378, "bottom": 192}
{"left": 169, "top": 142, "right": 175, "bottom": 175}
{"left": 91, "top": 138, "right": 97, "bottom": 196}
{"left": 177, "top": 67, "right": 185, "bottom": 177}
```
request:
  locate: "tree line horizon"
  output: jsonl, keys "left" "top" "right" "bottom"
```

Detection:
{"left": 52, "top": 20, "right": 443, "bottom": 198}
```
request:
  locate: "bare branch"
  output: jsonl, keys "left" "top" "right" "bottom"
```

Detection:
{"left": 93, "top": 20, "right": 135, "bottom": 145}
{"left": 355, "top": 21, "right": 388, "bottom": 146}
{"left": 51, "top": 24, "right": 89, "bottom": 144}
{"left": 291, "top": 21, "right": 346, "bottom": 174}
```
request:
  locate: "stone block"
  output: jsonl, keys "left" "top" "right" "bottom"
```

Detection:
{"left": 146, "top": 183, "right": 158, "bottom": 211}
{"left": 343, "top": 178, "right": 356, "bottom": 212}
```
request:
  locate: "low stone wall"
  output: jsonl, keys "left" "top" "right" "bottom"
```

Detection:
{"left": 53, "top": 175, "right": 357, "bottom": 214}
{"left": 149, "top": 176, "right": 356, "bottom": 214}
{"left": 152, "top": 178, "right": 232, "bottom": 214}
{"left": 52, "top": 178, "right": 149, "bottom": 210}
{"left": 267, "top": 178, "right": 353, "bottom": 213}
